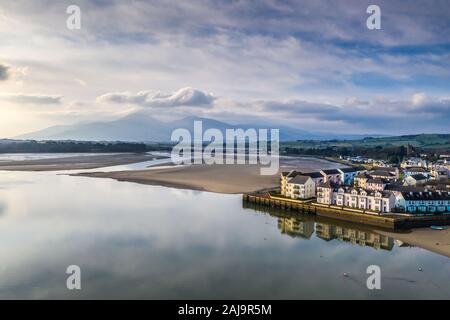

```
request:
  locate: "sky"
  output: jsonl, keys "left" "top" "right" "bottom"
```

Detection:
{"left": 0, "top": 0, "right": 449, "bottom": 137}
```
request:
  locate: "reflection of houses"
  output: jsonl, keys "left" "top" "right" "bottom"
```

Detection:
{"left": 395, "top": 240, "right": 415, "bottom": 248}
{"left": 278, "top": 217, "right": 315, "bottom": 239}
{"left": 315, "top": 223, "right": 394, "bottom": 251}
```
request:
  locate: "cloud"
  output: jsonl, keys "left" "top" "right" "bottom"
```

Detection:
{"left": 0, "top": 93, "right": 62, "bottom": 104}
{"left": 0, "top": 63, "right": 9, "bottom": 81}
{"left": 219, "top": 93, "right": 450, "bottom": 134}
{"left": 343, "top": 97, "right": 370, "bottom": 107}
{"left": 97, "top": 87, "right": 215, "bottom": 108}
{"left": 256, "top": 100, "right": 339, "bottom": 115}
{"left": 411, "top": 92, "right": 428, "bottom": 106}
{"left": 74, "top": 78, "right": 86, "bottom": 87}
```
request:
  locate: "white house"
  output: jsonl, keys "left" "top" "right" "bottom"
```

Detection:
{"left": 284, "top": 175, "right": 316, "bottom": 200}
{"left": 366, "top": 178, "right": 387, "bottom": 191}
{"left": 401, "top": 158, "right": 428, "bottom": 169}
{"left": 317, "top": 185, "right": 396, "bottom": 214}
{"left": 317, "top": 181, "right": 335, "bottom": 205}
{"left": 403, "top": 166, "right": 431, "bottom": 178}
{"left": 403, "top": 174, "right": 429, "bottom": 186}
{"left": 336, "top": 188, "right": 395, "bottom": 214}
{"left": 280, "top": 171, "right": 316, "bottom": 199}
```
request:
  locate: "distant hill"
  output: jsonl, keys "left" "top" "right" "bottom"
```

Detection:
{"left": 14, "top": 112, "right": 369, "bottom": 142}
{"left": 283, "top": 133, "right": 450, "bottom": 149}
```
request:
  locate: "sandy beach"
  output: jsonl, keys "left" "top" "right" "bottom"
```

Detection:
{"left": 0, "top": 153, "right": 162, "bottom": 171}
{"left": 73, "top": 164, "right": 287, "bottom": 194}
{"left": 71, "top": 155, "right": 345, "bottom": 194}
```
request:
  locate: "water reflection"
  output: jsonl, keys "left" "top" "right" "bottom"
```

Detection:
{"left": 278, "top": 217, "right": 314, "bottom": 239}
{"left": 244, "top": 202, "right": 395, "bottom": 251}
{"left": 0, "top": 170, "right": 449, "bottom": 299}
{"left": 315, "top": 224, "right": 394, "bottom": 251}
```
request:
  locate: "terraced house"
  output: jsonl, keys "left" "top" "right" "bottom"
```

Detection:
{"left": 337, "top": 167, "right": 366, "bottom": 185}
{"left": 317, "top": 184, "right": 396, "bottom": 214}
{"left": 396, "top": 191, "right": 450, "bottom": 213}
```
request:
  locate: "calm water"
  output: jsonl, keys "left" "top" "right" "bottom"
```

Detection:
{"left": 0, "top": 169, "right": 449, "bottom": 299}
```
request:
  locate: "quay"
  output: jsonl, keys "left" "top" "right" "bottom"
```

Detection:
{"left": 243, "top": 192, "right": 450, "bottom": 230}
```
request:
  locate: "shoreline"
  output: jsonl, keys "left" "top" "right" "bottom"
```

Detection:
{"left": 379, "top": 228, "right": 450, "bottom": 258}
{"left": 0, "top": 153, "right": 165, "bottom": 171}
{"left": 71, "top": 164, "right": 283, "bottom": 194}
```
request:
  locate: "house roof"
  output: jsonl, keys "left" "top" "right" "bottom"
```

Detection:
{"left": 321, "top": 169, "right": 340, "bottom": 175}
{"left": 318, "top": 181, "right": 332, "bottom": 188}
{"left": 301, "top": 171, "right": 323, "bottom": 178}
{"left": 338, "top": 167, "right": 363, "bottom": 173}
{"left": 355, "top": 173, "right": 371, "bottom": 179}
{"left": 289, "top": 175, "right": 311, "bottom": 185}
{"left": 372, "top": 166, "right": 398, "bottom": 171}
{"left": 405, "top": 167, "right": 427, "bottom": 173}
{"left": 410, "top": 174, "right": 428, "bottom": 181}
{"left": 367, "top": 178, "right": 386, "bottom": 184}
{"left": 371, "top": 170, "right": 395, "bottom": 177}
{"left": 337, "top": 186, "right": 392, "bottom": 197}
{"left": 401, "top": 191, "right": 450, "bottom": 201}
{"left": 385, "top": 182, "right": 420, "bottom": 192}
{"left": 286, "top": 170, "right": 299, "bottom": 178}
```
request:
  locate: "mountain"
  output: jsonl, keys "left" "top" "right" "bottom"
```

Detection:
{"left": 15, "top": 113, "right": 367, "bottom": 142}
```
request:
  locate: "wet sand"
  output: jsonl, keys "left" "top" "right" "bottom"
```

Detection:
{"left": 0, "top": 153, "right": 163, "bottom": 171}
{"left": 71, "top": 156, "right": 346, "bottom": 194}
{"left": 73, "top": 164, "right": 287, "bottom": 194}
{"left": 380, "top": 228, "right": 450, "bottom": 258}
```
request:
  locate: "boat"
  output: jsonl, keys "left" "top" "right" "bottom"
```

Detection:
{"left": 430, "top": 226, "right": 446, "bottom": 230}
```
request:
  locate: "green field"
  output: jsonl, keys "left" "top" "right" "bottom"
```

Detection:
{"left": 282, "top": 134, "right": 450, "bottom": 150}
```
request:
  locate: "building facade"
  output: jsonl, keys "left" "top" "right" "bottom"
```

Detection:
{"left": 403, "top": 174, "right": 429, "bottom": 186}
{"left": 366, "top": 178, "right": 387, "bottom": 191}
{"left": 280, "top": 171, "right": 316, "bottom": 200}
{"left": 320, "top": 169, "right": 342, "bottom": 184}
{"left": 337, "top": 167, "right": 366, "bottom": 185}
{"left": 317, "top": 185, "right": 395, "bottom": 214}
{"left": 396, "top": 191, "right": 450, "bottom": 213}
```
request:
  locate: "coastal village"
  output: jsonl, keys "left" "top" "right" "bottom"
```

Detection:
{"left": 244, "top": 154, "right": 450, "bottom": 229}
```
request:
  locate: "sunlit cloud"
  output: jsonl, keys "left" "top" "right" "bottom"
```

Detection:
{"left": 0, "top": 93, "right": 62, "bottom": 105}
{"left": 97, "top": 87, "right": 216, "bottom": 108}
